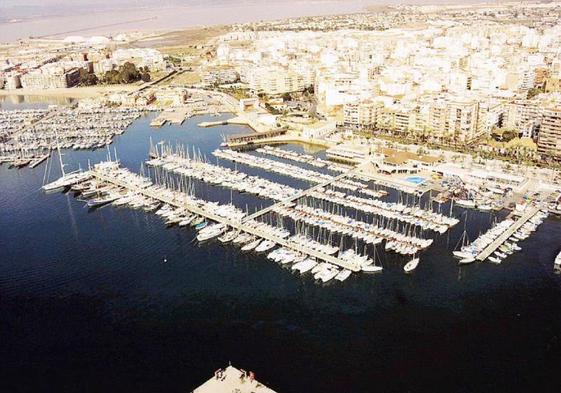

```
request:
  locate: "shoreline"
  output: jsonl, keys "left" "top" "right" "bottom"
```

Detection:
{"left": 0, "top": 85, "right": 140, "bottom": 99}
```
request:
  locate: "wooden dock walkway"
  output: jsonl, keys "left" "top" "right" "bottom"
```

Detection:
{"left": 476, "top": 206, "right": 540, "bottom": 261}
{"left": 90, "top": 170, "right": 361, "bottom": 272}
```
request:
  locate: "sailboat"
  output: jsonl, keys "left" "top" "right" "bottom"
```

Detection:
{"left": 362, "top": 245, "right": 383, "bottom": 273}
{"left": 452, "top": 212, "right": 475, "bottom": 261}
{"left": 42, "top": 134, "right": 90, "bottom": 192}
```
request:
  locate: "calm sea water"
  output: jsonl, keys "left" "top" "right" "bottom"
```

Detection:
{"left": 1, "top": 103, "right": 561, "bottom": 393}
{"left": 0, "top": 0, "right": 368, "bottom": 42}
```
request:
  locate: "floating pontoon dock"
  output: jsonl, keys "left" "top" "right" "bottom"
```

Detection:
{"left": 476, "top": 206, "right": 540, "bottom": 261}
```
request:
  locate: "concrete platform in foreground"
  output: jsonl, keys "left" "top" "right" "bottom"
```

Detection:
{"left": 193, "top": 365, "right": 277, "bottom": 393}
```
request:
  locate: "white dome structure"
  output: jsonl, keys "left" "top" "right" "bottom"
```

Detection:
{"left": 88, "top": 36, "right": 110, "bottom": 45}
{"left": 63, "top": 35, "right": 86, "bottom": 43}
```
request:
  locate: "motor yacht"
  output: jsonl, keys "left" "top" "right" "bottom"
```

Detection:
{"left": 255, "top": 240, "right": 276, "bottom": 253}
{"left": 197, "top": 224, "right": 225, "bottom": 242}
{"left": 241, "top": 238, "right": 261, "bottom": 251}
{"left": 218, "top": 230, "right": 239, "bottom": 243}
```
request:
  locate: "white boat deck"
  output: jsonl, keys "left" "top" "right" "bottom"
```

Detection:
{"left": 193, "top": 366, "right": 277, "bottom": 393}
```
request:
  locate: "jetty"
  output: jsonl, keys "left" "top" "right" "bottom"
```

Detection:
{"left": 243, "top": 171, "right": 351, "bottom": 223}
{"left": 476, "top": 206, "right": 540, "bottom": 261}
{"left": 29, "top": 152, "right": 50, "bottom": 168}
{"left": 192, "top": 365, "right": 276, "bottom": 393}
{"left": 150, "top": 108, "right": 191, "bottom": 127}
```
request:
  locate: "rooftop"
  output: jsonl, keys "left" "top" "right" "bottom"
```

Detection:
{"left": 379, "top": 147, "right": 441, "bottom": 165}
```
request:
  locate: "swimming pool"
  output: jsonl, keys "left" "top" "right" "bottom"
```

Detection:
{"left": 406, "top": 176, "right": 426, "bottom": 185}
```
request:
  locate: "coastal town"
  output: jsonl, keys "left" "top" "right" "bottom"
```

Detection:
{"left": 2, "top": 2, "right": 561, "bottom": 393}
{"left": 2, "top": 1, "right": 561, "bottom": 282}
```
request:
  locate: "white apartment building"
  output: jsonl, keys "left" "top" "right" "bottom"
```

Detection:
{"left": 112, "top": 48, "right": 165, "bottom": 71}
{"left": 20, "top": 66, "right": 81, "bottom": 89}
{"left": 243, "top": 66, "right": 308, "bottom": 95}
{"left": 447, "top": 98, "right": 480, "bottom": 143}
{"left": 477, "top": 100, "right": 507, "bottom": 137}
{"left": 343, "top": 100, "right": 383, "bottom": 129}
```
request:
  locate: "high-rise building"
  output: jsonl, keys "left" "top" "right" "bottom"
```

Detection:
{"left": 447, "top": 99, "right": 480, "bottom": 143}
{"left": 343, "top": 100, "right": 382, "bottom": 129}
{"left": 537, "top": 107, "right": 561, "bottom": 158}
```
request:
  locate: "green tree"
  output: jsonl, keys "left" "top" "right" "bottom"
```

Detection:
{"left": 120, "top": 62, "right": 140, "bottom": 84}
{"left": 502, "top": 129, "right": 518, "bottom": 142}
{"left": 527, "top": 86, "right": 544, "bottom": 99}
{"left": 103, "top": 69, "right": 121, "bottom": 84}
{"left": 78, "top": 68, "right": 98, "bottom": 86}
{"left": 102, "top": 62, "right": 145, "bottom": 85}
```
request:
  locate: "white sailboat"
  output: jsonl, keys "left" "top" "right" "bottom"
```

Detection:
{"left": 362, "top": 245, "right": 383, "bottom": 273}
{"left": 453, "top": 213, "right": 475, "bottom": 260}
{"left": 404, "top": 257, "right": 420, "bottom": 273}
{"left": 42, "top": 138, "right": 90, "bottom": 192}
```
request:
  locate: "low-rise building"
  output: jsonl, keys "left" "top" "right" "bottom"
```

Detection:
{"left": 301, "top": 120, "right": 336, "bottom": 139}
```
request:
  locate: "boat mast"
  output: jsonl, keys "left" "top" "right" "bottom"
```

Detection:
{"left": 55, "top": 130, "right": 66, "bottom": 177}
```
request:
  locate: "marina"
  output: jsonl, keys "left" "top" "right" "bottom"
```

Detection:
{"left": 3, "top": 5, "right": 561, "bottom": 393}
{"left": 3, "top": 99, "right": 552, "bottom": 282}
{"left": 0, "top": 107, "right": 143, "bottom": 168}
{"left": 64, "top": 158, "right": 364, "bottom": 274}
{"left": 40, "top": 126, "right": 557, "bottom": 280}
{"left": 3, "top": 110, "right": 561, "bottom": 393}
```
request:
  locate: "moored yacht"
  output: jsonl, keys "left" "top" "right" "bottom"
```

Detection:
{"left": 404, "top": 257, "right": 420, "bottom": 273}
{"left": 255, "top": 240, "right": 276, "bottom": 253}
{"left": 488, "top": 256, "right": 502, "bottom": 264}
{"left": 241, "top": 238, "right": 261, "bottom": 251}
{"left": 196, "top": 223, "right": 225, "bottom": 242}
{"left": 218, "top": 229, "right": 239, "bottom": 243}
{"left": 335, "top": 269, "right": 352, "bottom": 282}
{"left": 459, "top": 256, "right": 475, "bottom": 265}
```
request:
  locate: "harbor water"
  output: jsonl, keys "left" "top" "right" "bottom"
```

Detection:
{"left": 2, "top": 106, "right": 561, "bottom": 393}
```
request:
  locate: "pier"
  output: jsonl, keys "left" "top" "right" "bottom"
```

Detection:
{"left": 242, "top": 171, "right": 352, "bottom": 223}
{"left": 150, "top": 108, "right": 191, "bottom": 127}
{"left": 90, "top": 168, "right": 361, "bottom": 272}
{"left": 29, "top": 152, "right": 50, "bottom": 168}
{"left": 476, "top": 206, "right": 540, "bottom": 261}
{"left": 225, "top": 129, "right": 287, "bottom": 145}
